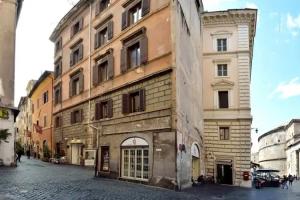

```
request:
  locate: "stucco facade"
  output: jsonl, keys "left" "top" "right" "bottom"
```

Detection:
{"left": 50, "top": 0, "right": 204, "bottom": 189}
{"left": 202, "top": 9, "right": 257, "bottom": 187}
{"left": 28, "top": 72, "right": 54, "bottom": 159}
{"left": 258, "top": 119, "right": 300, "bottom": 177}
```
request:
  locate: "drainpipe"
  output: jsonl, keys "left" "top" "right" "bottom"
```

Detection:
{"left": 88, "top": 0, "right": 92, "bottom": 150}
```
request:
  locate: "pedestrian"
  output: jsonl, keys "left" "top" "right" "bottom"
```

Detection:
{"left": 16, "top": 151, "right": 22, "bottom": 163}
{"left": 288, "top": 174, "right": 294, "bottom": 186}
{"left": 281, "top": 175, "right": 288, "bottom": 189}
{"left": 26, "top": 149, "right": 30, "bottom": 159}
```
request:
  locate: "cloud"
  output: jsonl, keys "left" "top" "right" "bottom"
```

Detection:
{"left": 287, "top": 13, "right": 300, "bottom": 37}
{"left": 271, "top": 77, "right": 300, "bottom": 99}
{"left": 202, "top": 0, "right": 237, "bottom": 11}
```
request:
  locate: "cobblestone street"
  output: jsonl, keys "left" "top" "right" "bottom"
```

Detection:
{"left": 1, "top": 159, "right": 300, "bottom": 200}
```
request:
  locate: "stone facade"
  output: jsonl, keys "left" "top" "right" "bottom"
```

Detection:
{"left": 258, "top": 119, "right": 300, "bottom": 177}
{"left": 202, "top": 9, "right": 257, "bottom": 187}
{"left": 50, "top": 0, "right": 204, "bottom": 189}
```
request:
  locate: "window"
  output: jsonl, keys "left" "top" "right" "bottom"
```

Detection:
{"left": 93, "top": 50, "right": 114, "bottom": 86}
{"left": 128, "top": 42, "right": 141, "bottom": 69}
{"left": 54, "top": 83, "right": 62, "bottom": 105}
{"left": 121, "top": 28, "right": 148, "bottom": 73}
{"left": 101, "top": 146, "right": 110, "bottom": 171}
{"left": 129, "top": 2, "right": 142, "bottom": 25}
{"left": 55, "top": 116, "right": 61, "bottom": 128}
{"left": 70, "top": 43, "right": 83, "bottom": 67}
{"left": 95, "top": 99, "right": 113, "bottom": 120}
{"left": 96, "top": 0, "right": 110, "bottom": 16}
{"left": 55, "top": 37, "right": 62, "bottom": 53}
{"left": 121, "top": 0, "right": 150, "bottom": 30}
{"left": 71, "top": 18, "right": 83, "bottom": 38}
{"left": 217, "top": 38, "right": 227, "bottom": 52}
{"left": 69, "top": 70, "right": 84, "bottom": 97}
{"left": 217, "top": 64, "right": 228, "bottom": 76}
{"left": 218, "top": 91, "right": 229, "bottom": 108}
{"left": 43, "top": 91, "right": 48, "bottom": 104}
{"left": 43, "top": 116, "right": 47, "bottom": 127}
{"left": 70, "top": 109, "right": 83, "bottom": 124}
{"left": 94, "top": 20, "right": 113, "bottom": 49}
{"left": 122, "top": 89, "right": 145, "bottom": 114}
{"left": 220, "top": 127, "right": 229, "bottom": 140}
{"left": 122, "top": 148, "right": 149, "bottom": 180}
{"left": 54, "top": 59, "right": 62, "bottom": 78}
{"left": 32, "top": 104, "right": 34, "bottom": 113}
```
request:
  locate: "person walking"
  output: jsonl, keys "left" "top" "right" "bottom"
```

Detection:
{"left": 26, "top": 149, "right": 30, "bottom": 159}
{"left": 288, "top": 174, "right": 294, "bottom": 186}
{"left": 281, "top": 175, "right": 288, "bottom": 189}
{"left": 16, "top": 150, "right": 22, "bottom": 163}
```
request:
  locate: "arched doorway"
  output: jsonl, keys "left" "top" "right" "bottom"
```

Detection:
{"left": 191, "top": 143, "right": 200, "bottom": 181}
{"left": 121, "top": 137, "right": 149, "bottom": 181}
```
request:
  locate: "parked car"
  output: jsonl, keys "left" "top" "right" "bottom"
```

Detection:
{"left": 253, "top": 169, "right": 280, "bottom": 189}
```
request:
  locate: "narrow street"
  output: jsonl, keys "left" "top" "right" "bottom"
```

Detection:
{"left": 1, "top": 159, "right": 300, "bottom": 200}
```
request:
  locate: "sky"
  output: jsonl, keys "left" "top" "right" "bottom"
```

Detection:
{"left": 15, "top": 0, "right": 300, "bottom": 152}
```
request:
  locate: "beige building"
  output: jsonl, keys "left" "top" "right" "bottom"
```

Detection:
{"left": 0, "top": 0, "right": 23, "bottom": 166}
{"left": 202, "top": 9, "right": 257, "bottom": 187}
{"left": 258, "top": 119, "right": 300, "bottom": 177}
{"left": 50, "top": 0, "right": 204, "bottom": 189}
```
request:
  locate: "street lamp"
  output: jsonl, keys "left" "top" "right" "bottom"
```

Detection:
{"left": 89, "top": 125, "right": 101, "bottom": 177}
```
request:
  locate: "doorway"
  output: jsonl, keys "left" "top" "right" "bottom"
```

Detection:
{"left": 192, "top": 156, "right": 200, "bottom": 180}
{"left": 217, "top": 164, "right": 233, "bottom": 185}
{"left": 71, "top": 144, "right": 80, "bottom": 165}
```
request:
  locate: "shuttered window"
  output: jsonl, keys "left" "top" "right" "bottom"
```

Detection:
{"left": 71, "top": 17, "right": 84, "bottom": 38}
{"left": 54, "top": 58, "right": 62, "bottom": 79}
{"left": 55, "top": 37, "right": 62, "bottom": 54}
{"left": 54, "top": 83, "right": 62, "bottom": 105}
{"left": 220, "top": 127, "right": 230, "bottom": 140}
{"left": 95, "top": 0, "right": 110, "bottom": 16}
{"left": 121, "top": 0, "right": 150, "bottom": 30}
{"left": 69, "top": 70, "right": 84, "bottom": 97}
{"left": 93, "top": 50, "right": 114, "bottom": 86}
{"left": 218, "top": 91, "right": 229, "bottom": 108}
{"left": 121, "top": 29, "right": 148, "bottom": 73}
{"left": 55, "top": 116, "right": 62, "bottom": 128}
{"left": 95, "top": 20, "right": 113, "bottom": 49}
{"left": 70, "top": 43, "right": 83, "bottom": 67}
{"left": 70, "top": 109, "right": 83, "bottom": 124}
{"left": 122, "top": 89, "right": 145, "bottom": 114}
{"left": 95, "top": 99, "right": 113, "bottom": 120}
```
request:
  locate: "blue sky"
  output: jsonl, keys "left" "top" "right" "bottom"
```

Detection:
{"left": 15, "top": 1, "right": 300, "bottom": 152}
{"left": 203, "top": 0, "right": 300, "bottom": 151}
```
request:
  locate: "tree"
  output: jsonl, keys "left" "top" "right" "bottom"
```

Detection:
{"left": 0, "top": 129, "right": 11, "bottom": 143}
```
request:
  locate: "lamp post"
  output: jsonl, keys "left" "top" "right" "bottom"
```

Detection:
{"left": 89, "top": 125, "right": 101, "bottom": 177}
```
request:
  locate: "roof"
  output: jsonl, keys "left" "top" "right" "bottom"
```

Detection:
{"left": 285, "top": 119, "right": 300, "bottom": 130}
{"left": 17, "top": 96, "right": 27, "bottom": 109}
{"left": 28, "top": 71, "right": 53, "bottom": 98}
{"left": 49, "top": 0, "right": 90, "bottom": 42}
{"left": 258, "top": 125, "right": 285, "bottom": 142}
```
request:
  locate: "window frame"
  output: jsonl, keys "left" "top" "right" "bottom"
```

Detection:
{"left": 95, "top": 0, "right": 111, "bottom": 16}
{"left": 95, "top": 99, "right": 113, "bottom": 120}
{"left": 94, "top": 17, "right": 113, "bottom": 50}
{"left": 219, "top": 127, "right": 230, "bottom": 140}
{"left": 93, "top": 49, "right": 114, "bottom": 86}
{"left": 70, "top": 109, "right": 83, "bottom": 124}
{"left": 217, "top": 64, "right": 228, "bottom": 77}
{"left": 43, "top": 91, "right": 49, "bottom": 104}
{"left": 69, "top": 69, "right": 84, "bottom": 97}
{"left": 54, "top": 83, "right": 62, "bottom": 105}
{"left": 70, "top": 41, "right": 84, "bottom": 67}
{"left": 217, "top": 38, "right": 227, "bottom": 52}
{"left": 71, "top": 17, "right": 84, "bottom": 38}
{"left": 122, "top": 89, "right": 145, "bottom": 114}
{"left": 218, "top": 91, "right": 229, "bottom": 109}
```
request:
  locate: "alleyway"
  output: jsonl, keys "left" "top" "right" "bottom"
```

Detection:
{"left": 1, "top": 159, "right": 300, "bottom": 200}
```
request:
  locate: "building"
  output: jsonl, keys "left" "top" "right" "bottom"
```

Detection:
{"left": 50, "top": 0, "right": 204, "bottom": 189}
{"left": 258, "top": 119, "right": 300, "bottom": 176}
{"left": 202, "top": 9, "right": 257, "bottom": 187}
{"left": 0, "top": 0, "right": 23, "bottom": 166}
{"left": 15, "top": 80, "right": 36, "bottom": 149}
{"left": 28, "top": 71, "right": 54, "bottom": 159}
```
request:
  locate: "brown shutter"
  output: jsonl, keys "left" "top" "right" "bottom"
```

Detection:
{"left": 140, "top": 35, "right": 148, "bottom": 64}
{"left": 70, "top": 111, "right": 74, "bottom": 124}
{"left": 59, "top": 61, "right": 62, "bottom": 75}
{"left": 59, "top": 116, "right": 63, "bottom": 127}
{"left": 108, "top": 99, "right": 113, "bottom": 118}
{"left": 99, "top": 103, "right": 103, "bottom": 119}
{"left": 71, "top": 25, "right": 74, "bottom": 38}
{"left": 95, "top": 103, "right": 100, "bottom": 120}
{"left": 78, "top": 44, "right": 83, "bottom": 61}
{"left": 95, "top": 1, "right": 100, "bottom": 16}
{"left": 59, "top": 85, "right": 62, "bottom": 103}
{"left": 121, "top": 11, "right": 128, "bottom": 30}
{"left": 70, "top": 51, "right": 74, "bottom": 66}
{"left": 120, "top": 47, "right": 127, "bottom": 73}
{"left": 107, "top": 53, "right": 114, "bottom": 79}
{"left": 122, "top": 94, "right": 130, "bottom": 114}
{"left": 80, "top": 109, "right": 83, "bottom": 122}
{"left": 69, "top": 79, "right": 73, "bottom": 97}
{"left": 142, "top": 0, "right": 150, "bottom": 16}
{"left": 139, "top": 89, "right": 145, "bottom": 112}
{"left": 94, "top": 32, "right": 99, "bottom": 49}
{"left": 79, "top": 72, "right": 84, "bottom": 93}
{"left": 79, "top": 17, "right": 84, "bottom": 31}
{"left": 93, "top": 65, "right": 99, "bottom": 86}
{"left": 107, "top": 21, "right": 113, "bottom": 40}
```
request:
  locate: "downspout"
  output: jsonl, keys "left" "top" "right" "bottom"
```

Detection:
{"left": 51, "top": 75, "right": 53, "bottom": 157}
{"left": 88, "top": 1, "right": 92, "bottom": 149}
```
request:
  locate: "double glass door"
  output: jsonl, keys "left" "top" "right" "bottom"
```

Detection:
{"left": 122, "top": 148, "right": 149, "bottom": 181}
